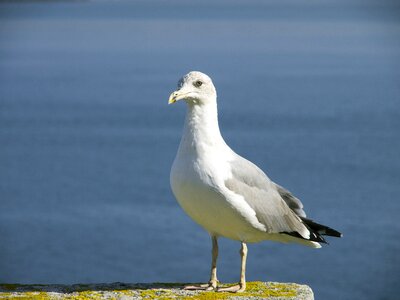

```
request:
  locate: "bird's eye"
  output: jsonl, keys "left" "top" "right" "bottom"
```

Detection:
{"left": 194, "top": 80, "right": 203, "bottom": 88}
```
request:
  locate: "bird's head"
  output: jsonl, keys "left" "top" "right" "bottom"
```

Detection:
{"left": 168, "top": 71, "right": 217, "bottom": 106}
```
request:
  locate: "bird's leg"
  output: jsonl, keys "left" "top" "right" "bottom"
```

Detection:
{"left": 217, "top": 242, "right": 247, "bottom": 293}
{"left": 206, "top": 235, "right": 219, "bottom": 290}
{"left": 184, "top": 235, "right": 219, "bottom": 291}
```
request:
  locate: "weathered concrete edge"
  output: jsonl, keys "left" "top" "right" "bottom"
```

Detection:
{"left": 0, "top": 281, "right": 314, "bottom": 299}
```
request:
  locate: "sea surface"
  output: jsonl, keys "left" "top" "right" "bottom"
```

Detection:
{"left": 1, "top": 1, "right": 399, "bottom": 299}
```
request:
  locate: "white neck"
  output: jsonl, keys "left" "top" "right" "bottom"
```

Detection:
{"left": 178, "top": 100, "right": 227, "bottom": 156}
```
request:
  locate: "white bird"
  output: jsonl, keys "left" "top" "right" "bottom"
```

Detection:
{"left": 168, "top": 71, "right": 341, "bottom": 293}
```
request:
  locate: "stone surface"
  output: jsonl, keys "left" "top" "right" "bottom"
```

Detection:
{"left": 0, "top": 281, "right": 314, "bottom": 299}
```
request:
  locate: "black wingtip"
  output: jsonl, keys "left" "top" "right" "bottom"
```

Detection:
{"left": 301, "top": 217, "right": 342, "bottom": 238}
{"left": 283, "top": 217, "right": 342, "bottom": 244}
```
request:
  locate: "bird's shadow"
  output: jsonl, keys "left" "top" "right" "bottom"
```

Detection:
{"left": 0, "top": 282, "right": 185, "bottom": 293}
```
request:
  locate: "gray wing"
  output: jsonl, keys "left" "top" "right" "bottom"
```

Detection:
{"left": 224, "top": 155, "right": 309, "bottom": 238}
{"left": 274, "top": 183, "right": 306, "bottom": 218}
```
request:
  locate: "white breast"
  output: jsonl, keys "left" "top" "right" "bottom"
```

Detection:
{"left": 170, "top": 147, "right": 267, "bottom": 242}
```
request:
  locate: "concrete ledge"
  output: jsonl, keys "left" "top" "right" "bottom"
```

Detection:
{"left": 0, "top": 281, "right": 314, "bottom": 299}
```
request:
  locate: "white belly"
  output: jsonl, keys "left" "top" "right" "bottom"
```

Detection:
{"left": 170, "top": 155, "right": 266, "bottom": 242}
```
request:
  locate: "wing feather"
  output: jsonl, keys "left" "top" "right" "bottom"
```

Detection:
{"left": 225, "top": 155, "right": 310, "bottom": 239}
{"left": 274, "top": 183, "right": 306, "bottom": 217}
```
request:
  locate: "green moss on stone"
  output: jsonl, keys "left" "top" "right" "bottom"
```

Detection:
{"left": 181, "top": 281, "right": 297, "bottom": 299}
{"left": 139, "top": 288, "right": 176, "bottom": 299}
{"left": 0, "top": 281, "right": 305, "bottom": 299}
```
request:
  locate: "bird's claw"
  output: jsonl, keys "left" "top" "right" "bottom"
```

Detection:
{"left": 184, "top": 281, "right": 246, "bottom": 293}
{"left": 183, "top": 280, "right": 218, "bottom": 291}
{"left": 217, "top": 283, "right": 246, "bottom": 293}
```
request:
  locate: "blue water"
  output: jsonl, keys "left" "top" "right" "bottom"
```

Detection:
{"left": 1, "top": 1, "right": 399, "bottom": 299}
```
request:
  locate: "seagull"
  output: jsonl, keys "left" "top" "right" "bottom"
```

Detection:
{"left": 168, "top": 71, "right": 341, "bottom": 293}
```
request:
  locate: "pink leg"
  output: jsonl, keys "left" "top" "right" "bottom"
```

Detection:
{"left": 184, "top": 236, "right": 219, "bottom": 291}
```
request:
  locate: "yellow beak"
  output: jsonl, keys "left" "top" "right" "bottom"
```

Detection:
{"left": 168, "top": 92, "right": 177, "bottom": 104}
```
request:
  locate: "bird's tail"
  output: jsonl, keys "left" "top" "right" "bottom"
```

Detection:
{"left": 301, "top": 217, "right": 342, "bottom": 243}
{"left": 283, "top": 217, "right": 342, "bottom": 244}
